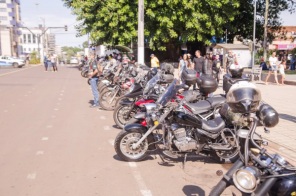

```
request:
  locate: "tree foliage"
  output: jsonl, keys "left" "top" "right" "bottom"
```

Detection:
{"left": 63, "top": 0, "right": 239, "bottom": 50}
{"left": 63, "top": 0, "right": 295, "bottom": 51}
{"left": 62, "top": 46, "right": 82, "bottom": 60}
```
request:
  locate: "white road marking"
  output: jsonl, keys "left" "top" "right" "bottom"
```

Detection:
{"left": 0, "top": 66, "right": 34, "bottom": 77}
{"left": 36, "top": 151, "right": 44, "bottom": 155}
{"left": 108, "top": 139, "right": 114, "bottom": 146}
{"left": 100, "top": 116, "right": 106, "bottom": 120}
{"left": 279, "top": 147, "right": 285, "bottom": 151}
{"left": 128, "top": 162, "right": 137, "bottom": 168}
{"left": 131, "top": 170, "right": 152, "bottom": 196}
{"left": 46, "top": 125, "right": 53, "bottom": 128}
{"left": 103, "top": 126, "right": 110, "bottom": 130}
{"left": 54, "top": 108, "right": 59, "bottom": 111}
{"left": 3, "top": 110, "right": 8, "bottom": 113}
{"left": 51, "top": 115, "right": 56, "bottom": 118}
{"left": 41, "top": 137, "right": 49, "bottom": 141}
{"left": 27, "top": 173, "right": 37, "bottom": 180}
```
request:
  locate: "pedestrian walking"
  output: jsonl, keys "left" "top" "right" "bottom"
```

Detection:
{"left": 279, "top": 60, "right": 287, "bottom": 85}
{"left": 178, "top": 54, "right": 189, "bottom": 83}
{"left": 150, "top": 54, "right": 160, "bottom": 68}
{"left": 25, "top": 55, "right": 30, "bottom": 66}
{"left": 212, "top": 54, "right": 221, "bottom": 82}
{"left": 265, "top": 51, "right": 280, "bottom": 85}
{"left": 193, "top": 50, "right": 204, "bottom": 77}
{"left": 44, "top": 55, "right": 48, "bottom": 71}
{"left": 88, "top": 54, "right": 99, "bottom": 108}
{"left": 225, "top": 50, "right": 236, "bottom": 74}
{"left": 47, "top": 55, "right": 52, "bottom": 71}
{"left": 50, "top": 54, "right": 58, "bottom": 72}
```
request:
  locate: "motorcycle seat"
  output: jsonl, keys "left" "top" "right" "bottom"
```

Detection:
{"left": 187, "top": 100, "right": 211, "bottom": 114}
{"left": 201, "top": 117, "right": 225, "bottom": 133}
{"left": 206, "top": 97, "right": 226, "bottom": 108}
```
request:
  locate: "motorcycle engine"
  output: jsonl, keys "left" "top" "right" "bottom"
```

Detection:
{"left": 220, "top": 103, "right": 249, "bottom": 127}
{"left": 172, "top": 125, "right": 197, "bottom": 152}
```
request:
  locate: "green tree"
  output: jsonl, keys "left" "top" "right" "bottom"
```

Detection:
{"left": 82, "top": 41, "right": 89, "bottom": 48}
{"left": 63, "top": 0, "right": 239, "bottom": 51}
{"left": 61, "top": 46, "right": 83, "bottom": 61}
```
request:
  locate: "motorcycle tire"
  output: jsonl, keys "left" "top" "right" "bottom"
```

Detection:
{"left": 97, "top": 81, "right": 106, "bottom": 92}
{"left": 99, "top": 85, "right": 110, "bottom": 94}
{"left": 99, "top": 89, "right": 120, "bottom": 111}
{"left": 114, "top": 130, "right": 149, "bottom": 162}
{"left": 81, "top": 70, "right": 88, "bottom": 78}
{"left": 113, "top": 105, "right": 137, "bottom": 129}
{"left": 212, "top": 131, "right": 239, "bottom": 163}
{"left": 87, "top": 78, "right": 91, "bottom": 85}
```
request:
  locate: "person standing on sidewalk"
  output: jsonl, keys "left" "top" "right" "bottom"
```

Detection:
{"left": 265, "top": 51, "right": 279, "bottom": 85}
{"left": 279, "top": 60, "right": 287, "bottom": 85}
{"left": 193, "top": 50, "right": 204, "bottom": 89}
{"left": 88, "top": 54, "right": 99, "bottom": 108}
{"left": 290, "top": 54, "right": 295, "bottom": 70}
{"left": 44, "top": 55, "right": 48, "bottom": 71}
{"left": 150, "top": 54, "right": 160, "bottom": 69}
{"left": 51, "top": 54, "right": 58, "bottom": 72}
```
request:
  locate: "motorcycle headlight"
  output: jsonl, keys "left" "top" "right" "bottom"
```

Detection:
{"left": 233, "top": 166, "right": 260, "bottom": 193}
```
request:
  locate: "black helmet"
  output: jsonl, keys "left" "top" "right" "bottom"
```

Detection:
{"left": 226, "top": 81, "right": 261, "bottom": 113}
{"left": 256, "top": 103, "right": 279, "bottom": 128}
{"left": 229, "top": 68, "right": 244, "bottom": 78}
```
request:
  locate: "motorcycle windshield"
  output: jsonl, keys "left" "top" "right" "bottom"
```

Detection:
{"left": 156, "top": 79, "right": 178, "bottom": 107}
{"left": 143, "top": 73, "right": 160, "bottom": 96}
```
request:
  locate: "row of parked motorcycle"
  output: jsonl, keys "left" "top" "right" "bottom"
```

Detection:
{"left": 79, "top": 59, "right": 296, "bottom": 195}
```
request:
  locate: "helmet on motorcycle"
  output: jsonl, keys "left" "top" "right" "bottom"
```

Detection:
{"left": 229, "top": 67, "right": 244, "bottom": 78}
{"left": 226, "top": 81, "right": 261, "bottom": 113}
{"left": 256, "top": 103, "right": 279, "bottom": 128}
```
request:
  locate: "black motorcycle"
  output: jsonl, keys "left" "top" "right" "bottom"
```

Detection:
{"left": 114, "top": 79, "right": 255, "bottom": 163}
{"left": 209, "top": 75, "right": 296, "bottom": 195}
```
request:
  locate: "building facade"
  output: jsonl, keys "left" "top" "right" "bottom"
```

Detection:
{"left": 0, "top": 0, "right": 21, "bottom": 57}
{"left": 20, "top": 27, "right": 56, "bottom": 59}
{"left": 269, "top": 26, "right": 296, "bottom": 51}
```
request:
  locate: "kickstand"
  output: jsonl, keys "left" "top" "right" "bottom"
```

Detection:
{"left": 182, "top": 154, "right": 188, "bottom": 169}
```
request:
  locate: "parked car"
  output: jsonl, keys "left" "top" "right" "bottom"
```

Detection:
{"left": 0, "top": 61, "right": 13, "bottom": 67}
{"left": 70, "top": 57, "right": 79, "bottom": 64}
{"left": 0, "top": 56, "right": 25, "bottom": 68}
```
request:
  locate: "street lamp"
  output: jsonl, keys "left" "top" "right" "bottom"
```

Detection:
{"left": 252, "top": 0, "right": 257, "bottom": 68}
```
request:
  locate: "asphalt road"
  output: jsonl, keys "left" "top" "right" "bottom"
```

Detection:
{"left": 0, "top": 65, "right": 293, "bottom": 196}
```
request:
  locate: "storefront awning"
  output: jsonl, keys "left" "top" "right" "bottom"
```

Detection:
{"left": 275, "top": 44, "right": 296, "bottom": 50}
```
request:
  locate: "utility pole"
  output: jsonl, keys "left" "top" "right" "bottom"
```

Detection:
{"left": 263, "top": 0, "right": 269, "bottom": 61}
{"left": 137, "top": 0, "right": 144, "bottom": 65}
{"left": 252, "top": 0, "right": 257, "bottom": 68}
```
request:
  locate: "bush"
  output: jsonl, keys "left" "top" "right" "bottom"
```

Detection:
{"left": 29, "top": 51, "right": 41, "bottom": 64}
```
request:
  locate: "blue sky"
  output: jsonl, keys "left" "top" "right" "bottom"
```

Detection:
{"left": 20, "top": 0, "right": 296, "bottom": 47}
{"left": 21, "top": 0, "right": 87, "bottom": 47}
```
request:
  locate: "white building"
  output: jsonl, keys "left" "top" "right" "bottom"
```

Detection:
{"left": 20, "top": 27, "right": 56, "bottom": 59}
{"left": 0, "top": 0, "right": 22, "bottom": 57}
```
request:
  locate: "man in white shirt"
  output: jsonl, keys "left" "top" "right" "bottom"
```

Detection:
{"left": 265, "top": 52, "right": 279, "bottom": 85}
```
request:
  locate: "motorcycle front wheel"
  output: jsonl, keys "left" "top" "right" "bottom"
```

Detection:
{"left": 213, "top": 131, "right": 239, "bottom": 163}
{"left": 113, "top": 105, "right": 137, "bottom": 128}
{"left": 99, "top": 89, "right": 119, "bottom": 111}
{"left": 114, "top": 130, "right": 149, "bottom": 162}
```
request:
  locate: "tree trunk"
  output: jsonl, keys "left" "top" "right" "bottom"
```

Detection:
{"left": 263, "top": 0, "right": 269, "bottom": 62}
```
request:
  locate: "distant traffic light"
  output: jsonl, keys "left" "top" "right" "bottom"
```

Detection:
{"left": 64, "top": 25, "right": 68, "bottom": 31}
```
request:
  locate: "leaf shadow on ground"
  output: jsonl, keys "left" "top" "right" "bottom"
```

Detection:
{"left": 182, "top": 185, "right": 205, "bottom": 196}
{"left": 279, "top": 113, "right": 296, "bottom": 123}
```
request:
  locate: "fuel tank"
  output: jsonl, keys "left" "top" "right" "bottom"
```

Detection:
{"left": 174, "top": 112, "right": 202, "bottom": 128}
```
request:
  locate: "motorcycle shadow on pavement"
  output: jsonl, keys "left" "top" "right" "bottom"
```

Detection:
{"left": 182, "top": 185, "right": 205, "bottom": 196}
{"left": 279, "top": 113, "right": 296, "bottom": 123}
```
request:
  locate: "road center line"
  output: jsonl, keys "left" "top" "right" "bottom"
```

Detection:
{"left": 108, "top": 139, "right": 114, "bottom": 146}
{"left": 0, "top": 66, "right": 36, "bottom": 77}
{"left": 36, "top": 151, "right": 44, "bottom": 155}
{"left": 27, "top": 172, "right": 37, "bottom": 180}
{"left": 41, "top": 137, "right": 49, "bottom": 141}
